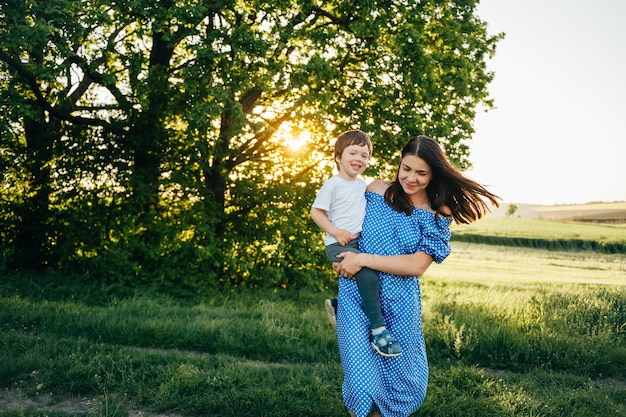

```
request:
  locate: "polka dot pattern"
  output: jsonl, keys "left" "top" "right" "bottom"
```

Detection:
{"left": 337, "top": 192, "right": 452, "bottom": 417}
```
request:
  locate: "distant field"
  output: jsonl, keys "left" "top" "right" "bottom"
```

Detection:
{"left": 451, "top": 217, "right": 626, "bottom": 253}
{"left": 490, "top": 201, "right": 626, "bottom": 222}
{"left": 452, "top": 217, "right": 626, "bottom": 241}
{"left": 425, "top": 242, "right": 626, "bottom": 286}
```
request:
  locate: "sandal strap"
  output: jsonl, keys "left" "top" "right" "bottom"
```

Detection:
{"left": 371, "top": 330, "right": 402, "bottom": 356}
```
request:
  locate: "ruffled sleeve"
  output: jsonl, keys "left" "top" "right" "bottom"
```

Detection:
{"left": 416, "top": 215, "right": 452, "bottom": 264}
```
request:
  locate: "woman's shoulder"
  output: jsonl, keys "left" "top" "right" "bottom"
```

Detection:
{"left": 366, "top": 180, "right": 392, "bottom": 194}
{"left": 439, "top": 204, "right": 452, "bottom": 218}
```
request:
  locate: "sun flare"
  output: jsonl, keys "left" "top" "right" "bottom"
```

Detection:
{"left": 286, "top": 130, "right": 311, "bottom": 152}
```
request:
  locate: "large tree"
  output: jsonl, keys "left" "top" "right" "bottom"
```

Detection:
{"left": 0, "top": 0, "right": 501, "bottom": 286}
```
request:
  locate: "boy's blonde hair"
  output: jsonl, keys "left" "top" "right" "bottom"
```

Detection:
{"left": 333, "top": 130, "right": 373, "bottom": 170}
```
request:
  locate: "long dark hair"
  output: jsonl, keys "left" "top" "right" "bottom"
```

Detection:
{"left": 384, "top": 135, "right": 500, "bottom": 224}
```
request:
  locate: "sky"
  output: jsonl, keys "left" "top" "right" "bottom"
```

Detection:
{"left": 465, "top": 0, "right": 626, "bottom": 205}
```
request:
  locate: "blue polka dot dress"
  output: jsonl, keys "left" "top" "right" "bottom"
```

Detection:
{"left": 337, "top": 191, "right": 452, "bottom": 417}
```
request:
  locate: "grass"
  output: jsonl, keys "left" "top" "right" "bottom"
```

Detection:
{"left": 451, "top": 217, "right": 626, "bottom": 253}
{"left": 1, "top": 218, "right": 625, "bottom": 416}
{"left": 427, "top": 242, "right": 625, "bottom": 286}
{"left": 0, "top": 284, "right": 343, "bottom": 417}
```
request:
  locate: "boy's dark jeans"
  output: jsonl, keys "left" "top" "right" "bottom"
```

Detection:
{"left": 326, "top": 239, "right": 385, "bottom": 329}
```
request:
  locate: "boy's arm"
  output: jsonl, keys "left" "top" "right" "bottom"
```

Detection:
{"left": 310, "top": 207, "right": 354, "bottom": 245}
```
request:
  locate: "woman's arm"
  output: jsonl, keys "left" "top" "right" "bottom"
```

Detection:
{"left": 335, "top": 250, "right": 434, "bottom": 278}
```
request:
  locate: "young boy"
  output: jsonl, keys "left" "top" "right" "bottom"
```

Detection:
{"left": 310, "top": 130, "right": 402, "bottom": 357}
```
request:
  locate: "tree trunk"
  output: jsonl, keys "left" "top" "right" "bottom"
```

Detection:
{"left": 128, "top": 31, "right": 173, "bottom": 220}
{"left": 10, "top": 110, "right": 57, "bottom": 270}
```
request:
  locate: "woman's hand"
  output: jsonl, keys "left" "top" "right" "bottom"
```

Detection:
{"left": 331, "top": 261, "right": 345, "bottom": 277}
{"left": 334, "top": 251, "right": 364, "bottom": 279}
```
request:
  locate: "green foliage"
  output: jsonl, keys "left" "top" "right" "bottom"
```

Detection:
{"left": 0, "top": 0, "right": 501, "bottom": 288}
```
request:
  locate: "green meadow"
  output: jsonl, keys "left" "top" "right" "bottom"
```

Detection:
{"left": 1, "top": 218, "right": 625, "bottom": 417}
{"left": 451, "top": 217, "right": 626, "bottom": 253}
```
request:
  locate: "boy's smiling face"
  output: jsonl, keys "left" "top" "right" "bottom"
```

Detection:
{"left": 336, "top": 144, "right": 370, "bottom": 180}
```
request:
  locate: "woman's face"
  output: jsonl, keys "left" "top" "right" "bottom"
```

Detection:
{"left": 398, "top": 154, "right": 433, "bottom": 197}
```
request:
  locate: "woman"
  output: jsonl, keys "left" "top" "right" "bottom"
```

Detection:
{"left": 334, "top": 135, "right": 500, "bottom": 417}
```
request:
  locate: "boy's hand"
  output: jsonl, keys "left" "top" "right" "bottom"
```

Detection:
{"left": 333, "top": 229, "right": 354, "bottom": 246}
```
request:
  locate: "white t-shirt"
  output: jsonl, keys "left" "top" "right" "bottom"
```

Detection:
{"left": 311, "top": 175, "right": 367, "bottom": 246}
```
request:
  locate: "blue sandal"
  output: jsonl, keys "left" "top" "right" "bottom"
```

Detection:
{"left": 370, "top": 329, "right": 402, "bottom": 357}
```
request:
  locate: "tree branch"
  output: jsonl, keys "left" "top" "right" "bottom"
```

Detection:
{"left": 0, "top": 48, "right": 109, "bottom": 126}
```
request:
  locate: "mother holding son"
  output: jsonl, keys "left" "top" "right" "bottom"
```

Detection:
{"left": 317, "top": 133, "right": 499, "bottom": 417}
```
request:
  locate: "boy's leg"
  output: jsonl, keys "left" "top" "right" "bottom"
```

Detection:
{"left": 354, "top": 266, "right": 385, "bottom": 329}
{"left": 326, "top": 241, "right": 384, "bottom": 330}
{"left": 353, "top": 263, "right": 402, "bottom": 356}
{"left": 324, "top": 241, "right": 359, "bottom": 328}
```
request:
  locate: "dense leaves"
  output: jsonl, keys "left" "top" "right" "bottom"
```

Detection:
{"left": 0, "top": 0, "right": 502, "bottom": 288}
